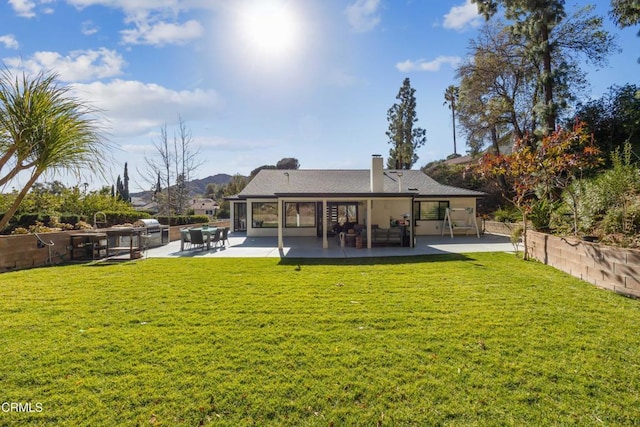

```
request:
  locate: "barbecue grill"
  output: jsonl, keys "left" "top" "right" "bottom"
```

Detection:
{"left": 133, "top": 219, "right": 169, "bottom": 247}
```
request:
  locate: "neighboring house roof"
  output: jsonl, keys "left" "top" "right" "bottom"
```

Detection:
{"left": 189, "top": 198, "right": 218, "bottom": 209}
{"left": 443, "top": 144, "right": 515, "bottom": 166}
{"left": 237, "top": 169, "right": 484, "bottom": 198}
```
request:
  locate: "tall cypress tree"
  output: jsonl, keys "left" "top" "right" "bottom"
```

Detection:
{"left": 386, "top": 78, "right": 426, "bottom": 169}
{"left": 115, "top": 163, "right": 131, "bottom": 202}
{"left": 123, "top": 162, "right": 130, "bottom": 203}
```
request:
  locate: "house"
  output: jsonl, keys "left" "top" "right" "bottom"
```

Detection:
{"left": 228, "top": 155, "right": 484, "bottom": 249}
{"left": 189, "top": 198, "right": 219, "bottom": 218}
{"left": 131, "top": 196, "right": 159, "bottom": 214}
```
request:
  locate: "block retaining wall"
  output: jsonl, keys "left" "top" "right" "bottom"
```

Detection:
{"left": 483, "top": 220, "right": 522, "bottom": 236}
{"left": 0, "top": 231, "right": 72, "bottom": 272}
{"left": 0, "top": 220, "right": 230, "bottom": 272}
{"left": 526, "top": 230, "right": 640, "bottom": 298}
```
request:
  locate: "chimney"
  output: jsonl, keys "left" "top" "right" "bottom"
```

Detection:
{"left": 370, "top": 154, "right": 383, "bottom": 193}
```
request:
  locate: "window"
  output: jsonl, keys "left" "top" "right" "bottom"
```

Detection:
{"left": 251, "top": 202, "right": 278, "bottom": 228}
{"left": 415, "top": 201, "right": 449, "bottom": 220}
{"left": 285, "top": 202, "right": 316, "bottom": 228}
{"left": 328, "top": 203, "right": 358, "bottom": 225}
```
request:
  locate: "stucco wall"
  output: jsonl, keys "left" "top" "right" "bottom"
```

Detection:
{"left": 414, "top": 198, "right": 479, "bottom": 236}
{"left": 370, "top": 198, "right": 412, "bottom": 228}
{"left": 527, "top": 230, "right": 640, "bottom": 298}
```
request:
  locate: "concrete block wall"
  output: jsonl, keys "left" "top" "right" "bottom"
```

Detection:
{"left": 483, "top": 220, "right": 521, "bottom": 236}
{"left": 167, "top": 220, "right": 230, "bottom": 242}
{"left": 527, "top": 230, "right": 640, "bottom": 298}
{"left": 0, "top": 232, "right": 72, "bottom": 272}
{"left": 0, "top": 220, "right": 233, "bottom": 273}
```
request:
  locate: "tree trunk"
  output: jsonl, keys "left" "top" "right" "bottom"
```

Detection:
{"left": 451, "top": 107, "right": 457, "bottom": 155}
{"left": 522, "top": 211, "right": 529, "bottom": 261}
{"left": 0, "top": 171, "right": 42, "bottom": 232}
{"left": 541, "top": 22, "right": 555, "bottom": 133}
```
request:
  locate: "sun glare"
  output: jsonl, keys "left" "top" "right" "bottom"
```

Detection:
{"left": 235, "top": 0, "right": 303, "bottom": 60}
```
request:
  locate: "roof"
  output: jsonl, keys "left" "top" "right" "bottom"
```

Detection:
{"left": 236, "top": 169, "right": 484, "bottom": 198}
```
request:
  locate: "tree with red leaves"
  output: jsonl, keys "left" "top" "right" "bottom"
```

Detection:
{"left": 477, "top": 121, "right": 601, "bottom": 259}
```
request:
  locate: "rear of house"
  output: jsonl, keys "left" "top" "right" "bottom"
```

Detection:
{"left": 228, "top": 155, "right": 484, "bottom": 248}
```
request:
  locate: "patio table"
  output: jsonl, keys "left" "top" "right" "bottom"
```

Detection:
{"left": 182, "top": 227, "right": 218, "bottom": 250}
{"left": 180, "top": 227, "right": 217, "bottom": 252}
{"left": 201, "top": 227, "right": 218, "bottom": 250}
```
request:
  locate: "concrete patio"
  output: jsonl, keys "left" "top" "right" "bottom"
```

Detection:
{"left": 143, "top": 232, "right": 515, "bottom": 259}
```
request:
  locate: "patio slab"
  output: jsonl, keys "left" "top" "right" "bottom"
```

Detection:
{"left": 144, "top": 232, "right": 515, "bottom": 259}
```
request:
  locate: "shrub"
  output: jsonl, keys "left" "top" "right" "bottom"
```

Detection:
{"left": 529, "top": 199, "right": 554, "bottom": 231}
{"left": 216, "top": 208, "right": 230, "bottom": 219}
{"left": 492, "top": 206, "right": 521, "bottom": 223}
{"left": 156, "top": 215, "right": 210, "bottom": 226}
{"left": 59, "top": 214, "right": 85, "bottom": 225}
{"left": 510, "top": 224, "right": 523, "bottom": 256}
{"left": 75, "top": 221, "right": 93, "bottom": 230}
{"left": 102, "top": 210, "right": 151, "bottom": 226}
{"left": 549, "top": 203, "right": 575, "bottom": 236}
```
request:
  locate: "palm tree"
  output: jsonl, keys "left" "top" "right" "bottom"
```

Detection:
{"left": 443, "top": 85, "right": 459, "bottom": 156}
{"left": 0, "top": 69, "right": 108, "bottom": 231}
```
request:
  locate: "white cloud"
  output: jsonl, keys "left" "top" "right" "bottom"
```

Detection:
{"left": 65, "top": 0, "right": 222, "bottom": 21}
{"left": 121, "top": 19, "right": 204, "bottom": 46}
{"left": 81, "top": 20, "right": 100, "bottom": 35}
{"left": 196, "top": 135, "right": 274, "bottom": 153}
{"left": 8, "top": 0, "right": 36, "bottom": 18}
{"left": 443, "top": 0, "right": 483, "bottom": 31}
{"left": 345, "top": 0, "right": 382, "bottom": 33}
{"left": 4, "top": 48, "right": 126, "bottom": 82}
{"left": 71, "top": 79, "right": 224, "bottom": 137}
{"left": 0, "top": 35, "right": 20, "bottom": 50}
{"left": 395, "top": 56, "right": 462, "bottom": 72}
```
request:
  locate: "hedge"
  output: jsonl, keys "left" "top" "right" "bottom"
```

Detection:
{"left": 155, "top": 215, "right": 210, "bottom": 226}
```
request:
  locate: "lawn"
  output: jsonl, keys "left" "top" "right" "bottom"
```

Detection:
{"left": 1, "top": 253, "right": 640, "bottom": 426}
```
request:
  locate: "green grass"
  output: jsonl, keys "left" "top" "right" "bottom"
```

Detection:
{"left": 1, "top": 253, "right": 640, "bottom": 426}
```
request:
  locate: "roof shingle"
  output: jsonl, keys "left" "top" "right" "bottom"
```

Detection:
{"left": 237, "top": 169, "right": 484, "bottom": 198}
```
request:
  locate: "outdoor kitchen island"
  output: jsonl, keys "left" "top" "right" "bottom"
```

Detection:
{"left": 102, "top": 220, "right": 169, "bottom": 259}
{"left": 103, "top": 227, "right": 144, "bottom": 260}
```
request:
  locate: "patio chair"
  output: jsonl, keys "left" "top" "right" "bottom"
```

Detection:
{"left": 180, "top": 228, "right": 191, "bottom": 250}
{"left": 220, "top": 227, "right": 229, "bottom": 246}
{"left": 188, "top": 229, "right": 206, "bottom": 251}
{"left": 209, "top": 228, "right": 222, "bottom": 248}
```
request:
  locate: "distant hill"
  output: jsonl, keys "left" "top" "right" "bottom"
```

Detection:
{"left": 131, "top": 173, "right": 235, "bottom": 201}
{"left": 188, "top": 173, "right": 234, "bottom": 195}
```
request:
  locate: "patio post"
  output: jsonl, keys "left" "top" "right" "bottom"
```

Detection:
{"left": 277, "top": 198, "right": 283, "bottom": 250}
{"left": 366, "top": 199, "right": 372, "bottom": 249}
{"left": 322, "top": 199, "right": 328, "bottom": 249}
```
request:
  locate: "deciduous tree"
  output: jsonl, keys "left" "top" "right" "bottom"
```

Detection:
{"left": 476, "top": 121, "right": 601, "bottom": 258}
{"left": 610, "top": 0, "right": 640, "bottom": 27}
{"left": 571, "top": 83, "right": 640, "bottom": 163}
{"left": 472, "top": 1, "right": 616, "bottom": 134}
{"left": 456, "top": 21, "right": 537, "bottom": 155}
{"left": 141, "top": 117, "right": 201, "bottom": 215}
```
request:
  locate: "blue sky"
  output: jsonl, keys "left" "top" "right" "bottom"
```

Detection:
{"left": 1, "top": 0, "right": 638, "bottom": 192}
